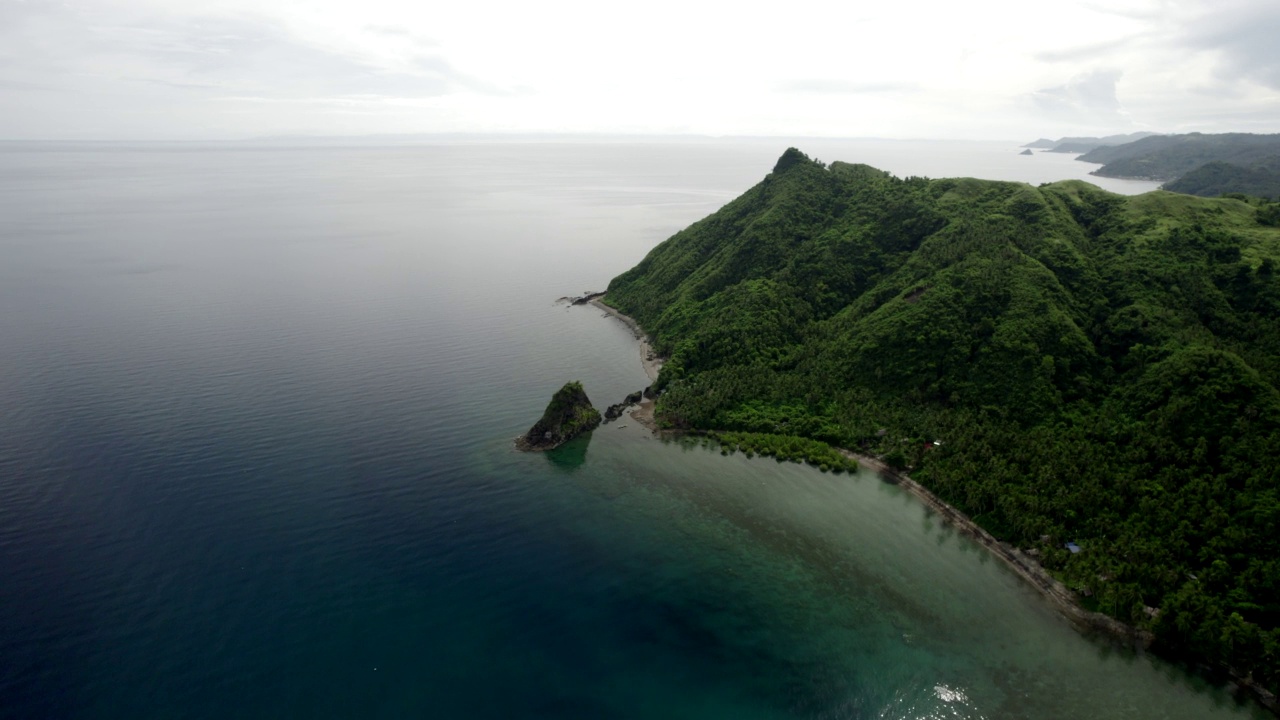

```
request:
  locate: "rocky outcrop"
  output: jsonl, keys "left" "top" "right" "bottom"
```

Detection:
{"left": 558, "top": 291, "right": 605, "bottom": 305}
{"left": 603, "top": 390, "right": 644, "bottom": 422}
{"left": 555, "top": 291, "right": 606, "bottom": 305}
{"left": 572, "top": 292, "right": 605, "bottom": 305}
{"left": 516, "top": 381, "right": 603, "bottom": 451}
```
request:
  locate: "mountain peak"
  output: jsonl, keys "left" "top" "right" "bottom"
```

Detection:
{"left": 772, "top": 147, "right": 813, "bottom": 175}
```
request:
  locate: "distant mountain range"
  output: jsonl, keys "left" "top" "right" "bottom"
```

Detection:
{"left": 1026, "top": 132, "right": 1280, "bottom": 199}
{"left": 1080, "top": 131, "right": 1280, "bottom": 182}
{"left": 1022, "top": 132, "right": 1160, "bottom": 154}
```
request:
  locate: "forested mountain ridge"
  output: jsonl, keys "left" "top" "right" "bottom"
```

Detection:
{"left": 1080, "top": 132, "right": 1280, "bottom": 182}
{"left": 604, "top": 148, "right": 1280, "bottom": 698}
{"left": 1035, "top": 131, "right": 1160, "bottom": 154}
{"left": 1164, "top": 159, "right": 1280, "bottom": 200}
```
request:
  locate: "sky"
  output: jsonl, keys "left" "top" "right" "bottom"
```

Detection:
{"left": 1, "top": 0, "right": 1279, "bottom": 141}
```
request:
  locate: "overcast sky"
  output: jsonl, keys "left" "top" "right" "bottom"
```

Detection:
{"left": 2, "top": 0, "right": 1278, "bottom": 141}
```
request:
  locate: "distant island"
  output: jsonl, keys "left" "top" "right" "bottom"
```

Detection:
{"left": 601, "top": 148, "right": 1280, "bottom": 709}
{"left": 1019, "top": 149, "right": 1033, "bottom": 156}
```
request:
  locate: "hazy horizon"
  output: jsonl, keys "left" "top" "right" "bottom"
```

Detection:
{"left": 2, "top": 129, "right": 1268, "bottom": 146}
{"left": 2, "top": 0, "right": 1278, "bottom": 142}
{"left": 0, "top": 131, "right": 1144, "bottom": 144}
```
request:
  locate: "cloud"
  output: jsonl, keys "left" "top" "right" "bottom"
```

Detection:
{"left": 1034, "top": 36, "right": 1134, "bottom": 64}
{"left": 1028, "top": 69, "right": 1128, "bottom": 123}
{"left": 775, "top": 79, "right": 918, "bottom": 95}
{"left": 1181, "top": 0, "right": 1280, "bottom": 90}
{"left": 1170, "top": 104, "right": 1280, "bottom": 129}
{"left": 1077, "top": 1, "right": 1166, "bottom": 21}
{"left": 103, "top": 15, "right": 473, "bottom": 98}
{"left": 0, "top": 78, "right": 53, "bottom": 92}
{"left": 0, "top": 0, "right": 1277, "bottom": 140}
{"left": 129, "top": 77, "right": 222, "bottom": 91}
{"left": 363, "top": 24, "right": 436, "bottom": 45}
{"left": 0, "top": 3, "right": 501, "bottom": 101}
{"left": 0, "top": 2, "right": 523, "bottom": 138}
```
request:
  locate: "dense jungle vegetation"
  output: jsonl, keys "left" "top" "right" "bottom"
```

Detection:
{"left": 603, "top": 148, "right": 1280, "bottom": 697}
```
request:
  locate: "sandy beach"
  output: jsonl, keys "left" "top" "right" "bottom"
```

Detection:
{"left": 589, "top": 298, "right": 663, "bottom": 383}
{"left": 588, "top": 297, "right": 664, "bottom": 431}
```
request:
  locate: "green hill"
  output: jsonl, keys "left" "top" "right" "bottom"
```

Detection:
{"left": 1164, "top": 159, "right": 1280, "bottom": 200}
{"left": 605, "top": 148, "right": 1280, "bottom": 696}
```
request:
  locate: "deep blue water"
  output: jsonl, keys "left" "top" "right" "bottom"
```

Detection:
{"left": 0, "top": 140, "right": 1264, "bottom": 719}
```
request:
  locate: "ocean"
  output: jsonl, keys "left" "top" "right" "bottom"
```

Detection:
{"left": 0, "top": 138, "right": 1265, "bottom": 718}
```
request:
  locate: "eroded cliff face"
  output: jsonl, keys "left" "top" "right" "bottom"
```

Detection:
{"left": 516, "top": 381, "right": 602, "bottom": 451}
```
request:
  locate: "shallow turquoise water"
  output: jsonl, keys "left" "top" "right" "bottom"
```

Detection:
{"left": 0, "top": 140, "right": 1262, "bottom": 718}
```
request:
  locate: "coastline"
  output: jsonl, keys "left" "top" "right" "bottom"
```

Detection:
{"left": 846, "top": 451, "right": 1277, "bottom": 713}
{"left": 1088, "top": 169, "right": 1172, "bottom": 183}
{"left": 586, "top": 297, "right": 1121, "bottom": 635}
{"left": 838, "top": 449, "right": 1153, "bottom": 644}
{"left": 586, "top": 296, "right": 663, "bottom": 430}
{"left": 587, "top": 295, "right": 1277, "bottom": 713}
{"left": 589, "top": 297, "right": 664, "bottom": 383}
